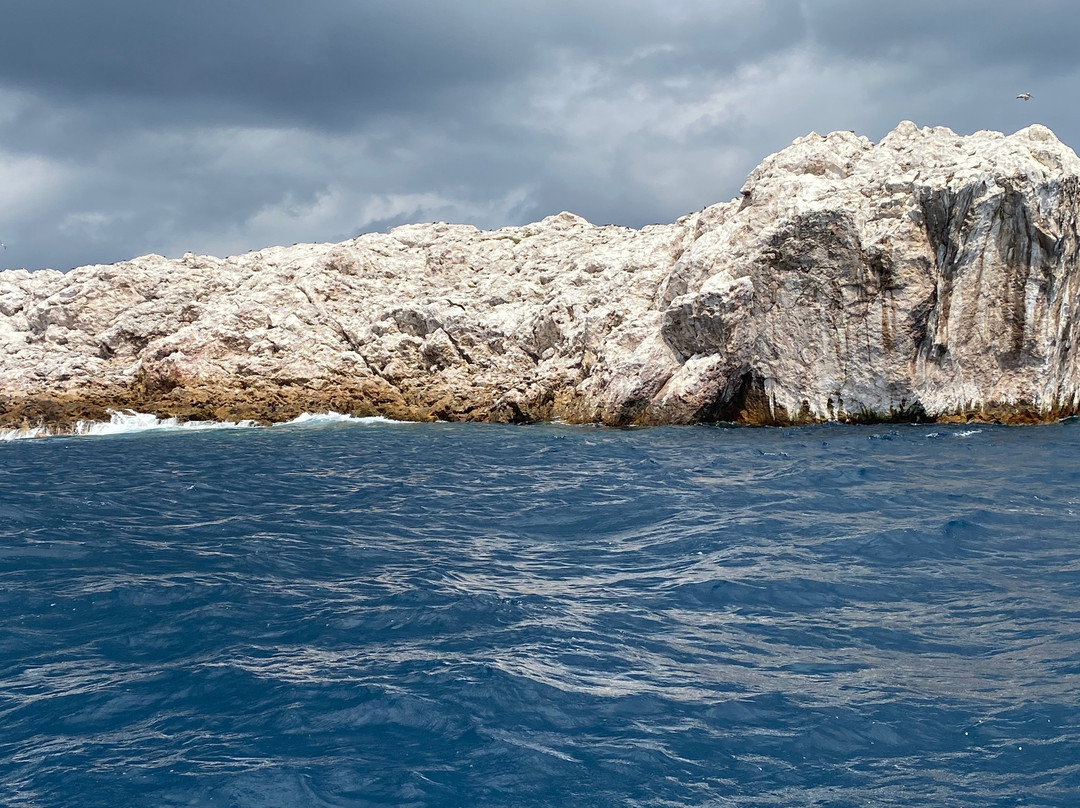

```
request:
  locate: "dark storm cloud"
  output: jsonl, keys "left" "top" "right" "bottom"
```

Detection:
{"left": 0, "top": 0, "right": 803, "bottom": 127}
{"left": 1, "top": 1, "right": 1079, "bottom": 272}
{"left": 0, "top": 1, "right": 516, "bottom": 126}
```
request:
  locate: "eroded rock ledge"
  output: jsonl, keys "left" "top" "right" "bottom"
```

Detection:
{"left": 5, "top": 121, "right": 1080, "bottom": 430}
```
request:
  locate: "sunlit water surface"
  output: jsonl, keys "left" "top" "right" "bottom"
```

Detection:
{"left": 1, "top": 419, "right": 1079, "bottom": 807}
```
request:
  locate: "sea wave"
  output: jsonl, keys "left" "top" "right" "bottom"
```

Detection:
{"left": 0, "top": 409, "right": 405, "bottom": 441}
{"left": 0, "top": 410, "right": 256, "bottom": 441}
{"left": 283, "top": 411, "right": 403, "bottom": 427}
{"left": 2, "top": 420, "right": 1079, "bottom": 807}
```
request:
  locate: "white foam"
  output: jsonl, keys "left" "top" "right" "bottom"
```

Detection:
{"left": 1, "top": 410, "right": 256, "bottom": 441}
{"left": 73, "top": 410, "right": 257, "bottom": 436}
{"left": 282, "top": 411, "right": 403, "bottom": 427}
{"left": 1, "top": 410, "right": 407, "bottom": 441}
{"left": 0, "top": 425, "right": 52, "bottom": 441}
{"left": 924, "top": 428, "right": 985, "bottom": 440}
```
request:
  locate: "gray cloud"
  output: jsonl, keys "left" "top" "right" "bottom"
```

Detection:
{"left": 0, "top": 1, "right": 802, "bottom": 126}
{"left": 804, "top": 0, "right": 1080, "bottom": 75}
{"left": 0, "top": 1, "right": 1077, "bottom": 272}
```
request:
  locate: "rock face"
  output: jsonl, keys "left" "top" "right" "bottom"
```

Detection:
{"left": 4, "top": 121, "right": 1080, "bottom": 429}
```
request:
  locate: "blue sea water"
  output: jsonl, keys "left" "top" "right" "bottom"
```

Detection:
{"left": 1, "top": 418, "right": 1079, "bottom": 807}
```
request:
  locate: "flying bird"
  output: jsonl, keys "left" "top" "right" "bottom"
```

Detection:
{"left": 1017, "top": 92, "right": 1032, "bottom": 101}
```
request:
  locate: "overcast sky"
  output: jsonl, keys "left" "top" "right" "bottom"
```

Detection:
{"left": 1, "top": 0, "right": 1077, "bottom": 271}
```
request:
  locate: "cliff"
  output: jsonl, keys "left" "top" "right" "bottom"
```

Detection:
{"left": 3, "top": 121, "right": 1080, "bottom": 430}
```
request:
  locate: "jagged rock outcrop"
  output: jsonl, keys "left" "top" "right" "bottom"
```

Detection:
{"left": 4, "top": 121, "right": 1080, "bottom": 430}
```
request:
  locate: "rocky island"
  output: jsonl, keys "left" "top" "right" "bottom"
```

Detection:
{"left": 3, "top": 121, "right": 1080, "bottom": 431}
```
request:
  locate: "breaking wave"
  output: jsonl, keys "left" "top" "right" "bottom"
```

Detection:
{"left": 0, "top": 410, "right": 402, "bottom": 441}
{"left": 284, "top": 411, "right": 402, "bottom": 427}
{"left": 0, "top": 410, "right": 256, "bottom": 441}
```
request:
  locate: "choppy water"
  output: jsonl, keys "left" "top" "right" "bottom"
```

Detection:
{"left": 2, "top": 418, "right": 1079, "bottom": 807}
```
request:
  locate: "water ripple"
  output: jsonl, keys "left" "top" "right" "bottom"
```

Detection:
{"left": 2, "top": 422, "right": 1079, "bottom": 806}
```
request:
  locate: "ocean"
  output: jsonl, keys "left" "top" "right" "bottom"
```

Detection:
{"left": 1, "top": 415, "right": 1078, "bottom": 807}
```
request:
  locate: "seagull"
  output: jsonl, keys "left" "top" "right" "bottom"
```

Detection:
{"left": 1017, "top": 92, "right": 1032, "bottom": 101}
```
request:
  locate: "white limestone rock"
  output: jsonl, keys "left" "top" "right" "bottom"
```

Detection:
{"left": 3, "top": 121, "right": 1080, "bottom": 427}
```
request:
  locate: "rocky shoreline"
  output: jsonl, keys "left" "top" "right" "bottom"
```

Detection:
{"left": 4, "top": 121, "right": 1080, "bottom": 431}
